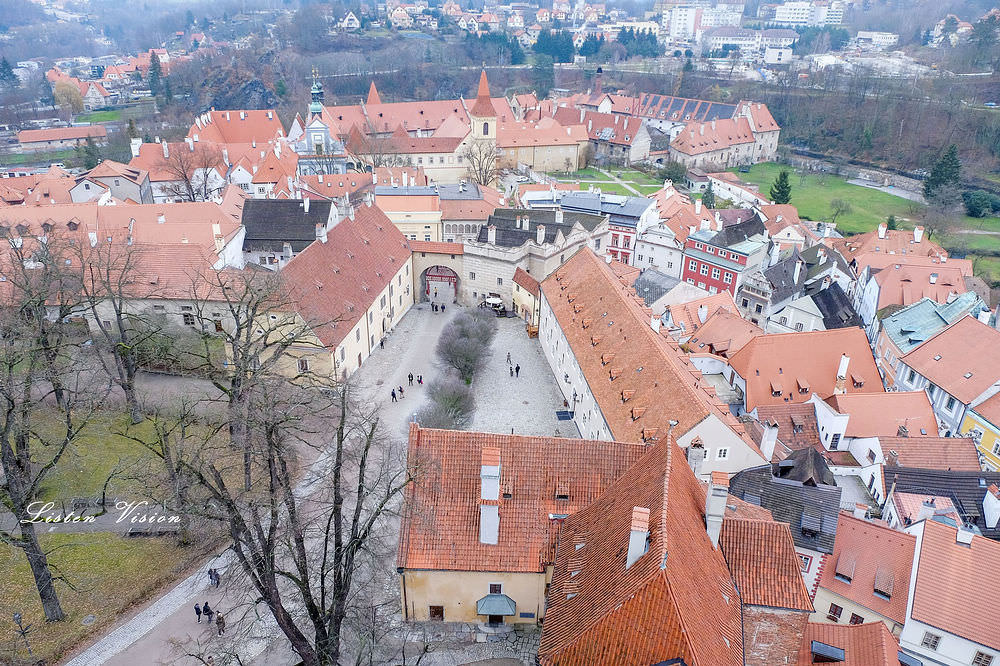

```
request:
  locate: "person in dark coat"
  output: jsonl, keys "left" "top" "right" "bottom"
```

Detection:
{"left": 202, "top": 602, "right": 214, "bottom": 623}
{"left": 216, "top": 613, "right": 226, "bottom": 636}
{"left": 515, "top": 364, "right": 520, "bottom": 377}
{"left": 408, "top": 373, "right": 414, "bottom": 386}
{"left": 195, "top": 603, "right": 202, "bottom": 623}
{"left": 391, "top": 389, "right": 397, "bottom": 402}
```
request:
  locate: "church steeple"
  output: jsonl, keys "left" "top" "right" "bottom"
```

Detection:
{"left": 468, "top": 69, "right": 497, "bottom": 140}
{"left": 367, "top": 81, "right": 382, "bottom": 106}
{"left": 309, "top": 67, "right": 324, "bottom": 118}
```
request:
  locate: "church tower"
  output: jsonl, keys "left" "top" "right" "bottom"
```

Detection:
{"left": 468, "top": 69, "right": 497, "bottom": 141}
{"left": 309, "top": 67, "right": 324, "bottom": 119}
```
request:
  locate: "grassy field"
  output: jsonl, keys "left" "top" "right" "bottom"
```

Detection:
{"left": 730, "top": 163, "right": 921, "bottom": 235}
{"left": 0, "top": 533, "right": 216, "bottom": 665}
{"left": 75, "top": 110, "right": 122, "bottom": 123}
{"left": 0, "top": 148, "right": 76, "bottom": 167}
{"left": 554, "top": 167, "right": 663, "bottom": 196}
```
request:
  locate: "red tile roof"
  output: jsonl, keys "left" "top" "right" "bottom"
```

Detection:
{"left": 670, "top": 117, "right": 755, "bottom": 156}
{"left": 825, "top": 392, "right": 937, "bottom": 438}
{"left": 830, "top": 228, "right": 946, "bottom": 261}
{"left": 973, "top": 390, "right": 1000, "bottom": 427}
{"left": 129, "top": 141, "right": 227, "bottom": 183}
{"left": 666, "top": 290, "right": 737, "bottom": 338}
{"left": 871, "top": 260, "right": 970, "bottom": 310}
{"left": 911, "top": 519, "right": 1000, "bottom": 651}
{"left": 728, "top": 329, "right": 883, "bottom": 410}
{"left": 513, "top": 267, "right": 540, "bottom": 298}
{"left": 188, "top": 109, "right": 285, "bottom": 145}
{"left": 280, "top": 203, "right": 410, "bottom": 349}
{"left": 817, "top": 513, "right": 915, "bottom": 625}
{"left": 469, "top": 70, "right": 497, "bottom": 118}
{"left": 552, "top": 107, "right": 642, "bottom": 146}
{"left": 539, "top": 436, "right": 744, "bottom": 666}
{"left": 879, "top": 435, "right": 981, "bottom": 471}
{"left": 409, "top": 240, "right": 464, "bottom": 255}
{"left": 685, "top": 307, "right": 763, "bottom": 358}
{"left": 891, "top": 492, "right": 963, "bottom": 527}
{"left": 719, "top": 518, "right": 814, "bottom": 611}
{"left": 18, "top": 125, "right": 108, "bottom": 144}
{"left": 901, "top": 316, "right": 1000, "bottom": 404}
{"left": 397, "top": 425, "right": 647, "bottom": 573}
{"left": 796, "top": 622, "right": 898, "bottom": 666}
{"left": 755, "top": 403, "right": 823, "bottom": 462}
{"left": 541, "top": 249, "right": 763, "bottom": 455}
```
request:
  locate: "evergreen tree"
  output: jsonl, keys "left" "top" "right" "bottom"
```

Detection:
{"left": 886, "top": 214, "right": 898, "bottom": 230}
{"left": 78, "top": 137, "right": 102, "bottom": 169}
{"left": 923, "top": 144, "right": 961, "bottom": 199}
{"left": 126, "top": 119, "right": 139, "bottom": 139}
{"left": 683, "top": 57, "right": 694, "bottom": 71}
{"left": 163, "top": 78, "right": 173, "bottom": 104}
{"left": 769, "top": 169, "right": 792, "bottom": 204}
{"left": 147, "top": 52, "right": 162, "bottom": 95}
{"left": 531, "top": 54, "right": 555, "bottom": 99}
{"left": 0, "top": 57, "right": 19, "bottom": 90}
{"left": 702, "top": 181, "right": 716, "bottom": 209}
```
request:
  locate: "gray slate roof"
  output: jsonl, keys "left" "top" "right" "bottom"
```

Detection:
{"left": 633, "top": 268, "right": 681, "bottom": 307}
{"left": 729, "top": 448, "right": 843, "bottom": 553}
{"left": 882, "top": 466, "right": 1000, "bottom": 541}
{"left": 479, "top": 208, "right": 604, "bottom": 248}
{"left": 558, "top": 191, "right": 653, "bottom": 228}
{"left": 240, "top": 199, "right": 332, "bottom": 252}
{"left": 811, "top": 283, "right": 862, "bottom": 330}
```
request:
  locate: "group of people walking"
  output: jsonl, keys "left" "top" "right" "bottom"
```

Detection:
{"left": 506, "top": 352, "right": 521, "bottom": 378}
{"left": 194, "top": 568, "right": 227, "bottom": 637}
{"left": 391, "top": 372, "right": 423, "bottom": 402}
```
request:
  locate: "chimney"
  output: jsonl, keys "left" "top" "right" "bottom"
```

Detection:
{"left": 929, "top": 273, "right": 938, "bottom": 285}
{"left": 650, "top": 315, "right": 661, "bottom": 333}
{"left": 817, "top": 247, "right": 826, "bottom": 261}
{"left": 984, "top": 484, "right": 1000, "bottom": 529}
{"left": 877, "top": 222, "right": 887, "bottom": 239}
{"left": 372, "top": 171, "right": 378, "bottom": 186}
{"left": 252, "top": 139, "right": 256, "bottom": 148}
{"left": 697, "top": 304, "right": 708, "bottom": 324}
{"left": 403, "top": 171, "right": 408, "bottom": 187}
{"left": 130, "top": 137, "right": 142, "bottom": 158}
{"left": 915, "top": 497, "right": 937, "bottom": 523}
{"left": 687, "top": 437, "right": 705, "bottom": 477}
{"left": 834, "top": 354, "right": 850, "bottom": 395}
{"left": 759, "top": 419, "right": 779, "bottom": 461}
{"left": 897, "top": 424, "right": 909, "bottom": 437}
{"left": 711, "top": 119, "right": 716, "bottom": 130}
{"left": 303, "top": 197, "right": 310, "bottom": 213}
{"left": 579, "top": 108, "right": 585, "bottom": 123}
{"left": 487, "top": 225, "right": 497, "bottom": 245}
{"left": 793, "top": 259, "right": 803, "bottom": 284}
{"left": 162, "top": 140, "right": 169, "bottom": 159}
{"left": 823, "top": 223, "right": 832, "bottom": 238}
{"left": 555, "top": 209, "right": 563, "bottom": 225}
{"left": 222, "top": 148, "right": 229, "bottom": 165}
{"left": 700, "top": 124, "right": 705, "bottom": 136}
{"left": 536, "top": 224, "right": 545, "bottom": 244}
{"left": 626, "top": 506, "right": 650, "bottom": 568}
{"left": 914, "top": 226, "right": 924, "bottom": 243}
{"left": 957, "top": 526, "right": 975, "bottom": 545}
{"left": 979, "top": 309, "right": 992, "bottom": 325}
{"left": 695, "top": 199, "right": 702, "bottom": 214}
{"left": 479, "top": 448, "right": 501, "bottom": 544}
{"left": 706, "top": 471, "right": 729, "bottom": 548}
{"left": 157, "top": 213, "right": 165, "bottom": 224}
{"left": 315, "top": 222, "right": 327, "bottom": 243}
{"left": 185, "top": 136, "right": 194, "bottom": 151}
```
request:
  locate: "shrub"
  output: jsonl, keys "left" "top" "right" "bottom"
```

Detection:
{"left": 416, "top": 372, "right": 475, "bottom": 429}
{"left": 964, "top": 190, "right": 994, "bottom": 218}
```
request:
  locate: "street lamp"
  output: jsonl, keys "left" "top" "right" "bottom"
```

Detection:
{"left": 12, "top": 612, "right": 32, "bottom": 656}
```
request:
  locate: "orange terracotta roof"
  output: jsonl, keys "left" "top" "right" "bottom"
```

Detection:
{"left": 129, "top": 141, "right": 227, "bottom": 183}
{"left": 728, "top": 329, "right": 883, "bottom": 410}
{"left": 552, "top": 107, "right": 642, "bottom": 146}
{"left": 18, "top": 125, "right": 107, "bottom": 143}
{"left": 298, "top": 173, "right": 369, "bottom": 200}
{"left": 900, "top": 316, "right": 1000, "bottom": 404}
{"left": 439, "top": 197, "right": 498, "bottom": 221}
{"left": 539, "top": 436, "right": 744, "bottom": 666}
{"left": 667, "top": 290, "right": 737, "bottom": 338}
{"left": 817, "top": 513, "right": 915, "bottom": 625}
{"left": 879, "top": 435, "right": 981, "bottom": 471}
{"left": 825, "top": 392, "right": 937, "bottom": 438}
{"left": 397, "top": 425, "right": 647, "bottom": 573}
{"left": 719, "top": 518, "right": 813, "bottom": 611}
{"left": 250, "top": 148, "right": 298, "bottom": 185}
{"left": 911, "top": 519, "right": 1000, "bottom": 651}
{"left": 892, "top": 492, "right": 963, "bottom": 527}
{"left": 409, "top": 240, "right": 463, "bottom": 254}
{"left": 541, "top": 249, "right": 762, "bottom": 452}
{"left": 796, "top": 622, "right": 898, "bottom": 666}
{"left": 871, "top": 261, "right": 970, "bottom": 310}
{"left": 469, "top": 70, "right": 497, "bottom": 118}
{"left": 280, "top": 203, "right": 410, "bottom": 350}
{"left": 739, "top": 101, "right": 780, "bottom": 133}
{"left": 670, "top": 117, "right": 755, "bottom": 156}
{"left": 973, "top": 390, "right": 1000, "bottom": 427}
{"left": 830, "top": 228, "right": 945, "bottom": 261}
{"left": 755, "top": 402, "right": 823, "bottom": 462}
{"left": 367, "top": 81, "right": 381, "bottom": 105}
{"left": 187, "top": 109, "right": 285, "bottom": 145}
{"left": 513, "top": 267, "right": 540, "bottom": 298}
{"left": 647, "top": 185, "right": 713, "bottom": 246}
{"left": 685, "top": 308, "right": 763, "bottom": 358}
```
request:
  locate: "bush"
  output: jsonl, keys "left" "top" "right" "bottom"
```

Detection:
{"left": 415, "top": 373, "right": 475, "bottom": 429}
{"left": 964, "top": 190, "right": 994, "bottom": 218}
{"left": 435, "top": 309, "right": 496, "bottom": 383}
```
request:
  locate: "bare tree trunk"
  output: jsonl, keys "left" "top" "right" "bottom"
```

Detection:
{"left": 17, "top": 520, "right": 66, "bottom": 621}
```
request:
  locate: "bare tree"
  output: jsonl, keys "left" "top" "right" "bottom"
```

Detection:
{"left": 157, "top": 142, "right": 226, "bottom": 202}
{"left": 922, "top": 191, "right": 962, "bottom": 240}
{"left": 828, "top": 198, "right": 853, "bottom": 226}
{"left": 76, "top": 237, "right": 161, "bottom": 423}
{"left": 347, "top": 120, "right": 406, "bottom": 171}
{"left": 462, "top": 138, "right": 498, "bottom": 186}
{"left": 129, "top": 379, "right": 413, "bottom": 666}
{"left": 0, "top": 233, "right": 106, "bottom": 622}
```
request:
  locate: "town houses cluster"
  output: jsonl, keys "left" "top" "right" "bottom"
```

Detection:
{"left": 2, "top": 73, "right": 1000, "bottom": 665}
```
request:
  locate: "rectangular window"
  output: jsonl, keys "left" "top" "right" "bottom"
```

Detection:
{"left": 429, "top": 605, "right": 444, "bottom": 621}
{"left": 827, "top": 603, "right": 842, "bottom": 621}
{"left": 497, "top": 278, "right": 503, "bottom": 286}
{"left": 716, "top": 448, "right": 729, "bottom": 460}
{"left": 470, "top": 272, "right": 476, "bottom": 280}
{"left": 182, "top": 313, "right": 195, "bottom": 326}
{"left": 711, "top": 268, "right": 720, "bottom": 279}
{"left": 907, "top": 369, "right": 916, "bottom": 382}
{"left": 700, "top": 264, "right": 709, "bottom": 276}
{"left": 637, "top": 254, "right": 643, "bottom": 262}
{"left": 755, "top": 304, "right": 763, "bottom": 314}
{"left": 723, "top": 272, "right": 733, "bottom": 284}
{"left": 946, "top": 396, "right": 956, "bottom": 411}
{"left": 799, "top": 554, "right": 812, "bottom": 572}
{"left": 830, "top": 433, "right": 841, "bottom": 449}
{"left": 741, "top": 298, "right": 749, "bottom": 308}
{"left": 849, "top": 613, "right": 864, "bottom": 625}
{"left": 689, "top": 260, "right": 697, "bottom": 271}
{"left": 489, "top": 583, "right": 502, "bottom": 594}
{"left": 297, "top": 359, "right": 310, "bottom": 372}
{"left": 920, "top": 632, "right": 940, "bottom": 650}
{"left": 973, "top": 653, "right": 994, "bottom": 666}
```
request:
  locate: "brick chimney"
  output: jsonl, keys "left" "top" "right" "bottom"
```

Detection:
{"left": 487, "top": 225, "right": 497, "bottom": 245}
{"left": 695, "top": 199, "right": 702, "bottom": 214}
{"left": 984, "top": 484, "right": 1000, "bottom": 529}
{"left": 706, "top": 471, "right": 729, "bottom": 548}
{"left": 626, "top": 506, "right": 650, "bottom": 568}
{"left": 759, "top": 419, "right": 779, "bottom": 461}
{"left": 914, "top": 226, "right": 924, "bottom": 243}
{"left": 536, "top": 224, "right": 546, "bottom": 244}
{"left": 479, "top": 447, "right": 501, "bottom": 544}
{"left": 687, "top": 437, "right": 705, "bottom": 477}
{"left": 877, "top": 222, "right": 887, "bottom": 239}
{"left": 834, "top": 354, "right": 850, "bottom": 395}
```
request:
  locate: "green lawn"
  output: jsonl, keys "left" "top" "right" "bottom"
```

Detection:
{"left": 731, "top": 163, "right": 921, "bottom": 235}
{"left": 0, "top": 533, "right": 216, "bottom": 665}
{"left": 0, "top": 148, "right": 76, "bottom": 167}
{"left": 75, "top": 110, "right": 121, "bottom": 123}
{"left": 969, "top": 255, "right": 1000, "bottom": 286}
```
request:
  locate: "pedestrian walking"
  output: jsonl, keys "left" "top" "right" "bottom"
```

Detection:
{"left": 195, "top": 603, "right": 202, "bottom": 623}
{"left": 391, "top": 389, "right": 397, "bottom": 403}
{"left": 434, "top": 288, "right": 438, "bottom": 298}
{"left": 216, "top": 613, "right": 226, "bottom": 636}
{"left": 417, "top": 375, "right": 423, "bottom": 385}
{"left": 380, "top": 338, "right": 384, "bottom": 349}
{"left": 506, "top": 351, "right": 511, "bottom": 365}
{"left": 510, "top": 365, "right": 514, "bottom": 377}
{"left": 398, "top": 386, "right": 405, "bottom": 398}
{"left": 515, "top": 364, "right": 520, "bottom": 377}
{"left": 203, "top": 603, "right": 214, "bottom": 624}
{"left": 441, "top": 304, "right": 446, "bottom": 313}
{"left": 213, "top": 570, "right": 221, "bottom": 588}
{"left": 408, "top": 373, "right": 414, "bottom": 386}
{"left": 207, "top": 569, "right": 214, "bottom": 586}
{"left": 206, "top": 657, "right": 214, "bottom": 666}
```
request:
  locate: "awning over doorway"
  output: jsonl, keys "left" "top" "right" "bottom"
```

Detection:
{"left": 476, "top": 593, "right": 516, "bottom": 616}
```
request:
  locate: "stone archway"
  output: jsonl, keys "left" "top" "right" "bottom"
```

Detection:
{"left": 420, "top": 265, "right": 459, "bottom": 304}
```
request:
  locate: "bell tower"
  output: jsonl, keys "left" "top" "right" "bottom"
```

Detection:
{"left": 468, "top": 69, "right": 497, "bottom": 140}
{"left": 309, "top": 67, "right": 324, "bottom": 119}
